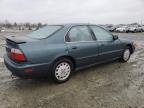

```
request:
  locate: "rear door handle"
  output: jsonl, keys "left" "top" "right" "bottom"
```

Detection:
{"left": 71, "top": 46, "right": 78, "bottom": 49}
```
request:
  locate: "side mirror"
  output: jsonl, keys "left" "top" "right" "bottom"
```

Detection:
{"left": 113, "top": 35, "right": 119, "bottom": 40}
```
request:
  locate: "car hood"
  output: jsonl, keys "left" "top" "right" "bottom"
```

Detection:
{"left": 119, "top": 38, "right": 134, "bottom": 44}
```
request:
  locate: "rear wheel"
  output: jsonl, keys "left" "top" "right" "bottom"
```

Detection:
{"left": 51, "top": 58, "right": 73, "bottom": 83}
{"left": 120, "top": 47, "right": 131, "bottom": 62}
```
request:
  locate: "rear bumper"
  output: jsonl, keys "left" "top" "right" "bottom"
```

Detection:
{"left": 4, "top": 55, "right": 51, "bottom": 78}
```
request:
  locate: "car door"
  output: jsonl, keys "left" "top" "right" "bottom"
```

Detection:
{"left": 89, "top": 25, "right": 123, "bottom": 61}
{"left": 65, "top": 25, "right": 99, "bottom": 67}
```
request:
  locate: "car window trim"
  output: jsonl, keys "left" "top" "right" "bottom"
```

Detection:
{"left": 87, "top": 25, "right": 97, "bottom": 40}
{"left": 65, "top": 25, "right": 96, "bottom": 43}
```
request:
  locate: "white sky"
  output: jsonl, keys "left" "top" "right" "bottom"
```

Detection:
{"left": 0, "top": 0, "right": 144, "bottom": 24}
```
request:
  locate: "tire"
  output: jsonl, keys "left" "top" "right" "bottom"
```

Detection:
{"left": 51, "top": 58, "right": 74, "bottom": 83}
{"left": 120, "top": 47, "right": 131, "bottom": 62}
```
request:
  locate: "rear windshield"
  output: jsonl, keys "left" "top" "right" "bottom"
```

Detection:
{"left": 27, "top": 25, "right": 63, "bottom": 39}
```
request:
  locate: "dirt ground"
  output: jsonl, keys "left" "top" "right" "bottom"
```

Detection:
{"left": 0, "top": 32, "right": 144, "bottom": 108}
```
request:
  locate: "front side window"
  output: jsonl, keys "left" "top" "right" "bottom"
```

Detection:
{"left": 67, "top": 26, "right": 94, "bottom": 42}
{"left": 90, "top": 26, "right": 113, "bottom": 41}
{"left": 27, "top": 25, "right": 63, "bottom": 39}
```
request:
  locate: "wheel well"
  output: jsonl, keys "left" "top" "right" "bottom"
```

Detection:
{"left": 126, "top": 44, "right": 133, "bottom": 54}
{"left": 54, "top": 56, "right": 76, "bottom": 70}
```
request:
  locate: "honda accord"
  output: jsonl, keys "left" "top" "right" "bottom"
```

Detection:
{"left": 4, "top": 24, "right": 135, "bottom": 83}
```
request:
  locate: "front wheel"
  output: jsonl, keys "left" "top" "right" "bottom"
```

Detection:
{"left": 120, "top": 47, "right": 131, "bottom": 62}
{"left": 51, "top": 58, "right": 73, "bottom": 83}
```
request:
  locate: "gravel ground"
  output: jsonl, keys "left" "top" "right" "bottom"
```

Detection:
{"left": 0, "top": 32, "right": 144, "bottom": 108}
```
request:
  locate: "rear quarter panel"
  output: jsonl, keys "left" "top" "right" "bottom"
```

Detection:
{"left": 19, "top": 41, "right": 68, "bottom": 64}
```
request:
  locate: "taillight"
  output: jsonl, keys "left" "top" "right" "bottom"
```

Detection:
{"left": 11, "top": 48, "right": 26, "bottom": 62}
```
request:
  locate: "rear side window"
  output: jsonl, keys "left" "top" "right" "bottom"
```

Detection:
{"left": 90, "top": 26, "right": 113, "bottom": 41}
{"left": 67, "top": 26, "right": 94, "bottom": 42}
{"left": 27, "top": 25, "right": 63, "bottom": 39}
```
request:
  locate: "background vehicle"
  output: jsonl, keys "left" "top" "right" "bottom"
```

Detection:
{"left": 4, "top": 24, "right": 135, "bottom": 83}
{"left": 115, "top": 26, "right": 129, "bottom": 33}
{"left": 128, "top": 26, "right": 137, "bottom": 32}
{"left": 139, "top": 26, "right": 144, "bottom": 32}
{"left": 128, "top": 26, "right": 142, "bottom": 32}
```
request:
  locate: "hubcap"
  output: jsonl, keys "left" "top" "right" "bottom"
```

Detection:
{"left": 55, "top": 62, "right": 71, "bottom": 81}
{"left": 123, "top": 49, "right": 130, "bottom": 61}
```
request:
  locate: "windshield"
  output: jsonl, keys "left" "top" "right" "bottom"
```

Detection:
{"left": 27, "top": 25, "right": 63, "bottom": 39}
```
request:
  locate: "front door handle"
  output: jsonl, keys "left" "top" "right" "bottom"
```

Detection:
{"left": 71, "top": 46, "right": 78, "bottom": 49}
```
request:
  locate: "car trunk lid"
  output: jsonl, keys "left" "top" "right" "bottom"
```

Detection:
{"left": 5, "top": 35, "right": 37, "bottom": 61}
